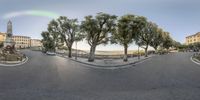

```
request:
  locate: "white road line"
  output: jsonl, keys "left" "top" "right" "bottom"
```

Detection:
{"left": 190, "top": 56, "right": 200, "bottom": 65}
{"left": 0, "top": 57, "right": 29, "bottom": 67}
{"left": 80, "top": 58, "right": 151, "bottom": 70}
{"left": 56, "top": 54, "right": 153, "bottom": 70}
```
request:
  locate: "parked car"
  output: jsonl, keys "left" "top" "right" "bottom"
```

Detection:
{"left": 46, "top": 51, "right": 56, "bottom": 56}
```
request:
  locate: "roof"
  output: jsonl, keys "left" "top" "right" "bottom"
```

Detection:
{"left": 31, "top": 39, "right": 41, "bottom": 41}
{"left": 186, "top": 32, "right": 200, "bottom": 38}
{"left": 0, "top": 32, "right": 6, "bottom": 35}
{"left": 12, "top": 35, "right": 31, "bottom": 38}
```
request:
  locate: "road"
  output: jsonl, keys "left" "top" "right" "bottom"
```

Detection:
{"left": 0, "top": 50, "right": 200, "bottom": 100}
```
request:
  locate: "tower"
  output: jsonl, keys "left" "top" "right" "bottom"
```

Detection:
{"left": 7, "top": 20, "right": 12, "bottom": 37}
{"left": 3, "top": 20, "right": 15, "bottom": 50}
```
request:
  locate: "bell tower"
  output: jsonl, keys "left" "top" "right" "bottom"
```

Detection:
{"left": 7, "top": 20, "right": 12, "bottom": 37}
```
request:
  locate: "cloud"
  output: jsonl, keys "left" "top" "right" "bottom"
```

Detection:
{"left": 2, "top": 10, "right": 60, "bottom": 19}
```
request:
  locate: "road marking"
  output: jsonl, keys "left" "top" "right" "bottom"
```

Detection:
{"left": 0, "top": 56, "right": 29, "bottom": 67}
{"left": 56, "top": 54, "right": 154, "bottom": 70}
{"left": 190, "top": 56, "right": 200, "bottom": 65}
{"left": 83, "top": 58, "right": 151, "bottom": 70}
{"left": 134, "top": 58, "right": 151, "bottom": 65}
{"left": 81, "top": 63, "right": 135, "bottom": 70}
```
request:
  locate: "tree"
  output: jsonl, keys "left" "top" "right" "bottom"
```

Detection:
{"left": 193, "top": 42, "right": 200, "bottom": 51}
{"left": 178, "top": 44, "right": 188, "bottom": 51}
{"left": 150, "top": 27, "right": 164, "bottom": 51}
{"left": 188, "top": 43, "right": 194, "bottom": 50}
{"left": 111, "top": 14, "right": 137, "bottom": 62}
{"left": 0, "top": 42, "right": 3, "bottom": 48}
{"left": 48, "top": 20, "right": 62, "bottom": 49}
{"left": 162, "top": 32, "right": 173, "bottom": 50}
{"left": 81, "top": 12, "right": 117, "bottom": 62}
{"left": 172, "top": 41, "right": 181, "bottom": 50}
{"left": 135, "top": 21, "right": 157, "bottom": 57}
{"left": 41, "top": 31, "right": 56, "bottom": 52}
{"left": 41, "top": 19, "right": 63, "bottom": 52}
{"left": 48, "top": 16, "right": 84, "bottom": 58}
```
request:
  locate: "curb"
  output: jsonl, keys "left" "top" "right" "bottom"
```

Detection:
{"left": 190, "top": 56, "right": 200, "bottom": 65}
{"left": 0, "top": 56, "right": 29, "bottom": 67}
{"left": 57, "top": 54, "right": 152, "bottom": 70}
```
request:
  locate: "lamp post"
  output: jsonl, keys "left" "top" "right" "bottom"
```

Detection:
{"left": 75, "top": 41, "right": 77, "bottom": 60}
{"left": 138, "top": 45, "right": 140, "bottom": 60}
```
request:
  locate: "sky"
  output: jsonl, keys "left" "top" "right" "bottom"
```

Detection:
{"left": 0, "top": 0, "right": 200, "bottom": 51}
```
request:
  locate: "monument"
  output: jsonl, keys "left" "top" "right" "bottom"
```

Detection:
{"left": 0, "top": 20, "right": 26, "bottom": 62}
{"left": 3, "top": 20, "right": 15, "bottom": 53}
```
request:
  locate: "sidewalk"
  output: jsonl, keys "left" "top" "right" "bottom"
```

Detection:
{"left": 57, "top": 54, "right": 154, "bottom": 68}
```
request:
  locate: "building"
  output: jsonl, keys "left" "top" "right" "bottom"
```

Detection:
{"left": 0, "top": 20, "right": 42, "bottom": 49}
{"left": 0, "top": 32, "right": 6, "bottom": 43}
{"left": 31, "top": 39, "right": 42, "bottom": 47}
{"left": 0, "top": 32, "right": 32, "bottom": 49}
{"left": 12, "top": 36, "right": 31, "bottom": 48}
{"left": 186, "top": 32, "right": 200, "bottom": 45}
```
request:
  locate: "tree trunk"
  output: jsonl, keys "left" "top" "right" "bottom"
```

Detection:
{"left": 68, "top": 47, "right": 72, "bottom": 58}
{"left": 167, "top": 48, "right": 169, "bottom": 54}
{"left": 54, "top": 47, "right": 57, "bottom": 53}
{"left": 123, "top": 45, "right": 128, "bottom": 62}
{"left": 53, "top": 48, "right": 56, "bottom": 53}
{"left": 154, "top": 47, "right": 158, "bottom": 53}
{"left": 145, "top": 45, "right": 148, "bottom": 57}
{"left": 88, "top": 45, "right": 96, "bottom": 62}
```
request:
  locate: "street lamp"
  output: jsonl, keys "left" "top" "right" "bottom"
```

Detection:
{"left": 75, "top": 41, "right": 77, "bottom": 60}
{"left": 138, "top": 45, "right": 140, "bottom": 60}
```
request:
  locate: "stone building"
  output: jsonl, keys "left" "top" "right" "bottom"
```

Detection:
{"left": 0, "top": 20, "right": 42, "bottom": 49}
{"left": 186, "top": 32, "right": 200, "bottom": 45}
{"left": 31, "top": 39, "right": 42, "bottom": 47}
{"left": 0, "top": 32, "right": 6, "bottom": 43}
{"left": 12, "top": 36, "right": 31, "bottom": 48}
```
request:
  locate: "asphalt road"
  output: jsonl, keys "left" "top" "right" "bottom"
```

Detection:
{"left": 0, "top": 50, "right": 200, "bottom": 100}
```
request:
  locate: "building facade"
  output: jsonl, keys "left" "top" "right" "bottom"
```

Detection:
{"left": 31, "top": 39, "right": 42, "bottom": 47}
{"left": 12, "top": 36, "right": 31, "bottom": 48}
{"left": 0, "top": 32, "right": 6, "bottom": 43}
{"left": 0, "top": 32, "right": 42, "bottom": 49}
{"left": 0, "top": 20, "right": 42, "bottom": 49}
{"left": 186, "top": 32, "right": 200, "bottom": 45}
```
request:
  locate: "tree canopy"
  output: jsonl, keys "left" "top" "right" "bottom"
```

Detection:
{"left": 41, "top": 12, "right": 176, "bottom": 61}
{"left": 81, "top": 12, "right": 117, "bottom": 62}
{"left": 111, "top": 14, "right": 143, "bottom": 61}
{"left": 135, "top": 21, "right": 157, "bottom": 57}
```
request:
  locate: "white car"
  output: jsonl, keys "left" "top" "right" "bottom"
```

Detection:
{"left": 46, "top": 51, "right": 56, "bottom": 56}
